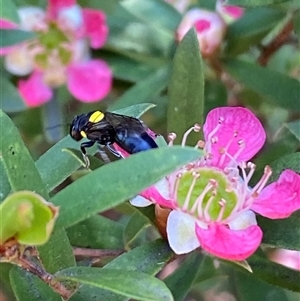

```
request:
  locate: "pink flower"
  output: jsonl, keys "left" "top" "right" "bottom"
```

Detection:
{"left": 131, "top": 107, "right": 300, "bottom": 261}
{"left": 270, "top": 249, "right": 300, "bottom": 271}
{"left": 0, "top": 0, "right": 112, "bottom": 107}
{"left": 176, "top": 8, "right": 226, "bottom": 57}
{"left": 216, "top": 0, "right": 244, "bottom": 23}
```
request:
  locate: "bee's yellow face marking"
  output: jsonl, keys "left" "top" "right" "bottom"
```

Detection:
{"left": 89, "top": 111, "right": 104, "bottom": 123}
{"left": 80, "top": 130, "right": 87, "bottom": 138}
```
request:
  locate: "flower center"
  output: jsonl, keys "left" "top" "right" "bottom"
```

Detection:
{"left": 175, "top": 167, "right": 238, "bottom": 223}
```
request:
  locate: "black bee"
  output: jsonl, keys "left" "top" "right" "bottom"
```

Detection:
{"left": 70, "top": 110, "right": 158, "bottom": 167}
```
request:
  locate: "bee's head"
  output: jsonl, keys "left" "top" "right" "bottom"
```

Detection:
{"left": 70, "top": 114, "right": 88, "bottom": 141}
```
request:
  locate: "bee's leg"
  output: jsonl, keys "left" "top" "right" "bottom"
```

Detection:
{"left": 96, "top": 144, "right": 111, "bottom": 164}
{"left": 107, "top": 145, "right": 124, "bottom": 158}
{"left": 80, "top": 141, "right": 95, "bottom": 169}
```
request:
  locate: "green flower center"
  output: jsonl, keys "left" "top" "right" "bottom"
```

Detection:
{"left": 176, "top": 167, "right": 238, "bottom": 222}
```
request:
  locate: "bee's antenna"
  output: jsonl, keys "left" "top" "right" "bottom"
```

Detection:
{"left": 45, "top": 123, "right": 71, "bottom": 131}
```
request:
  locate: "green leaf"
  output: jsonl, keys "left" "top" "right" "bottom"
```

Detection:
{"left": 36, "top": 104, "right": 156, "bottom": 192}
{"left": 0, "top": 111, "right": 75, "bottom": 272}
{"left": 0, "top": 191, "right": 58, "bottom": 245}
{"left": 284, "top": 120, "right": 300, "bottom": 141}
{"left": 247, "top": 254, "right": 300, "bottom": 292}
{"left": 38, "top": 228, "right": 76, "bottom": 274}
{"left": 164, "top": 252, "right": 203, "bottom": 301}
{"left": 67, "top": 215, "right": 124, "bottom": 249}
{"left": 258, "top": 216, "right": 300, "bottom": 250}
{"left": 0, "top": 29, "right": 36, "bottom": 47}
{"left": 123, "top": 211, "right": 151, "bottom": 249}
{"left": 70, "top": 239, "right": 173, "bottom": 301}
{"left": 167, "top": 28, "right": 204, "bottom": 146}
{"left": 223, "top": 58, "right": 300, "bottom": 111}
{"left": 56, "top": 267, "right": 173, "bottom": 301}
{"left": 0, "top": 161, "right": 10, "bottom": 203}
{"left": 0, "top": 0, "right": 20, "bottom": 24}
{"left": 269, "top": 152, "right": 300, "bottom": 182}
{"left": 0, "top": 110, "right": 47, "bottom": 196}
{"left": 109, "top": 67, "right": 170, "bottom": 111}
{"left": 234, "top": 268, "right": 289, "bottom": 301}
{"left": 226, "top": 0, "right": 290, "bottom": 5}
{"left": 120, "top": 0, "right": 181, "bottom": 32}
{"left": 0, "top": 76, "right": 27, "bottom": 113}
{"left": 52, "top": 147, "right": 201, "bottom": 229}
{"left": 10, "top": 267, "right": 61, "bottom": 301}
{"left": 225, "top": 8, "right": 285, "bottom": 55}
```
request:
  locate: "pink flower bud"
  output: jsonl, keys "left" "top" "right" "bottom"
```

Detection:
{"left": 177, "top": 9, "right": 226, "bottom": 57}
{"left": 216, "top": 0, "right": 244, "bottom": 23}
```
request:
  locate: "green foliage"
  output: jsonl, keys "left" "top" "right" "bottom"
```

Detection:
{"left": 0, "top": 0, "right": 299, "bottom": 300}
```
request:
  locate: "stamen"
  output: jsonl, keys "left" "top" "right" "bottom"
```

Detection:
{"left": 181, "top": 124, "right": 201, "bottom": 146}
{"left": 251, "top": 166, "right": 272, "bottom": 195}
{"left": 185, "top": 163, "right": 195, "bottom": 170}
{"left": 195, "top": 140, "right": 205, "bottom": 149}
{"left": 182, "top": 172, "right": 200, "bottom": 211}
{"left": 216, "top": 198, "right": 227, "bottom": 222}
{"left": 204, "top": 117, "right": 224, "bottom": 153}
{"left": 190, "top": 179, "right": 217, "bottom": 216}
{"left": 168, "top": 132, "right": 177, "bottom": 146}
{"left": 203, "top": 190, "right": 217, "bottom": 222}
{"left": 172, "top": 173, "right": 182, "bottom": 207}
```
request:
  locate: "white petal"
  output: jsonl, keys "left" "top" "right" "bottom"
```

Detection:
{"left": 4, "top": 45, "right": 34, "bottom": 76}
{"left": 166, "top": 211, "right": 200, "bottom": 254}
{"left": 58, "top": 5, "right": 83, "bottom": 31}
{"left": 72, "top": 39, "right": 90, "bottom": 63}
{"left": 18, "top": 7, "right": 46, "bottom": 31}
{"left": 228, "top": 210, "right": 257, "bottom": 230}
{"left": 154, "top": 177, "right": 171, "bottom": 199}
{"left": 130, "top": 195, "right": 152, "bottom": 207}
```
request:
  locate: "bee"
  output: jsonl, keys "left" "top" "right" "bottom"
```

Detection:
{"left": 70, "top": 110, "right": 158, "bottom": 167}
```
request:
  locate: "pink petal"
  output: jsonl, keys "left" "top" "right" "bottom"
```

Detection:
{"left": 66, "top": 59, "right": 112, "bottom": 102}
{"left": 47, "top": 0, "right": 76, "bottom": 19}
{"left": 18, "top": 71, "right": 53, "bottom": 107}
{"left": 223, "top": 6, "right": 244, "bottom": 19}
{"left": 203, "top": 107, "right": 266, "bottom": 167}
{"left": 0, "top": 19, "right": 19, "bottom": 55}
{"left": 252, "top": 169, "right": 300, "bottom": 219}
{"left": 196, "top": 223, "right": 263, "bottom": 261}
{"left": 82, "top": 9, "right": 108, "bottom": 49}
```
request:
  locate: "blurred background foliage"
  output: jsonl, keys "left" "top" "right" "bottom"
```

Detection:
{"left": 0, "top": 0, "right": 300, "bottom": 300}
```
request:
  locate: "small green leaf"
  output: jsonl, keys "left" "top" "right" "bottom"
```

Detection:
{"left": 269, "top": 152, "right": 300, "bottom": 182}
{"left": 0, "top": 191, "right": 58, "bottom": 245}
{"left": 226, "top": 0, "right": 290, "bottom": 5}
{"left": 123, "top": 211, "right": 151, "bottom": 249}
{"left": 234, "top": 268, "right": 290, "bottom": 301}
{"left": 70, "top": 239, "right": 172, "bottom": 301}
{"left": 10, "top": 267, "right": 61, "bottom": 301}
{"left": 109, "top": 67, "right": 170, "bottom": 111}
{"left": 284, "top": 120, "right": 300, "bottom": 141}
{"left": 168, "top": 28, "right": 204, "bottom": 146}
{"left": 247, "top": 254, "right": 300, "bottom": 292}
{"left": 56, "top": 267, "right": 174, "bottom": 301}
{"left": 164, "top": 252, "right": 203, "bottom": 301}
{"left": 0, "top": 110, "right": 47, "bottom": 197}
{"left": 0, "top": 29, "right": 36, "bottom": 47}
{"left": 0, "top": 161, "right": 10, "bottom": 203}
{"left": 223, "top": 58, "right": 300, "bottom": 111}
{"left": 120, "top": 0, "right": 181, "bottom": 32}
{"left": 0, "top": 76, "right": 27, "bottom": 113}
{"left": 0, "top": 0, "right": 19, "bottom": 24}
{"left": 67, "top": 215, "right": 124, "bottom": 249}
{"left": 258, "top": 216, "right": 300, "bottom": 250}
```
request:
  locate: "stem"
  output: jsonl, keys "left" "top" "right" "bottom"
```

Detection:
{"left": 258, "top": 19, "right": 294, "bottom": 66}
{"left": 73, "top": 247, "right": 124, "bottom": 258}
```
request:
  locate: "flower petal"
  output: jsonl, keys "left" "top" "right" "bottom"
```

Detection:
{"left": 203, "top": 107, "right": 266, "bottom": 167}
{"left": 18, "top": 7, "right": 46, "bottom": 31}
{"left": 47, "top": 0, "right": 76, "bottom": 19}
{"left": 228, "top": 210, "right": 257, "bottom": 230}
{"left": 196, "top": 223, "right": 263, "bottom": 260}
{"left": 166, "top": 210, "right": 200, "bottom": 254}
{"left": 251, "top": 169, "right": 300, "bottom": 219}
{"left": 82, "top": 8, "right": 108, "bottom": 49}
{"left": 67, "top": 59, "right": 112, "bottom": 102}
{"left": 18, "top": 71, "right": 53, "bottom": 107}
{"left": 130, "top": 195, "right": 152, "bottom": 207}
